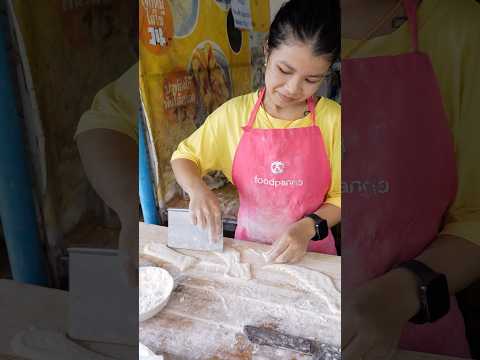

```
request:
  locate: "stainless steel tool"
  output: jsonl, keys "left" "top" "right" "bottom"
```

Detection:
{"left": 167, "top": 208, "right": 223, "bottom": 251}
{"left": 243, "top": 325, "right": 341, "bottom": 360}
{"left": 68, "top": 248, "right": 137, "bottom": 346}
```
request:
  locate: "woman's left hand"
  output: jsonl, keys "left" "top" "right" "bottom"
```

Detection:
{"left": 265, "top": 217, "right": 315, "bottom": 263}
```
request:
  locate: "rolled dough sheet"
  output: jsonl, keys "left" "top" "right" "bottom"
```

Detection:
{"left": 11, "top": 328, "right": 113, "bottom": 360}
{"left": 263, "top": 264, "right": 341, "bottom": 314}
{"left": 141, "top": 242, "right": 198, "bottom": 271}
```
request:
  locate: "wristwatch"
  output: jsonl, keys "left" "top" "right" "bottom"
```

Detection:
{"left": 397, "top": 260, "right": 450, "bottom": 324}
{"left": 305, "top": 213, "right": 328, "bottom": 241}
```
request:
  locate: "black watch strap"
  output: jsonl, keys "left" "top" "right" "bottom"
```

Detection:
{"left": 305, "top": 214, "right": 328, "bottom": 241}
{"left": 397, "top": 260, "right": 450, "bottom": 324}
{"left": 399, "top": 260, "right": 437, "bottom": 284}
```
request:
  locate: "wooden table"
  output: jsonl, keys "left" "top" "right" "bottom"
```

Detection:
{"left": 0, "top": 280, "right": 66, "bottom": 359}
{"left": 140, "top": 223, "right": 340, "bottom": 359}
{"left": 139, "top": 223, "right": 468, "bottom": 360}
{"left": 0, "top": 281, "right": 135, "bottom": 359}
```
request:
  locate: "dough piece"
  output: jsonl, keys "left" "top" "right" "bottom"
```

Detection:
{"left": 11, "top": 328, "right": 113, "bottom": 360}
{"left": 242, "top": 248, "right": 270, "bottom": 266}
{"left": 139, "top": 342, "right": 164, "bottom": 360}
{"left": 214, "top": 248, "right": 252, "bottom": 280}
{"left": 141, "top": 242, "right": 198, "bottom": 271}
{"left": 263, "top": 264, "right": 340, "bottom": 314}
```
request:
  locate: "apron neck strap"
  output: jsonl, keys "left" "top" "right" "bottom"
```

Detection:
{"left": 402, "top": 0, "right": 419, "bottom": 52}
{"left": 245, "top": 87, "right": 266, "bottom": 129}
{"left": 246, "top": 87, "right": 316, "bottom": 129}
{"left": 307, "top": 96, "right": 316, "bottom": 125}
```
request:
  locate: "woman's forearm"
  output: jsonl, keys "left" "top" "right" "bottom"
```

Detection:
{"left": 415, "top": 234, "right": 480, "bottom": 294}
{"left": 380, "top": 234, "right": 480, "bottom": 321}
{"left": 77, "top": 128, "right": 139, "bottom": 285}
{"left": 314, "top": 203, "right": 341, "bottom": 228}
{"left": 171, "top": 158, "right": 207, "bottom": 195}
{"left": 76, "top": 129, "right": 138, "bottom": 225}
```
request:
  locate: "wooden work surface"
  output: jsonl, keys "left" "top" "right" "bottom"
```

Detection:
{"left": 139, "top": 223, "right": 340, "bottom": 359}
{"left": 139, "top": 223, "right": 468, "bottom": 360}
{"left": 0, "top": 222, "right": 471, "bottom": 360}
{"left": 0, "top": 279, "right": 66, "bottom": 358}
{"left": 0, "top": 278, "right": 138, "bottom": 359}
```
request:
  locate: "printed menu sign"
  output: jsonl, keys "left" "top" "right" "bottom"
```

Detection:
{"left": 231, "top": 0, "right": 253, "bottom": 30}
{"left": 140, "top": 0, "right": 174, "bottom": 54}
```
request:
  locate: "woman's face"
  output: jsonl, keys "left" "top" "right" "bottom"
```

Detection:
{"left": 264, "top": 41, "right": 332, "bottom": 109}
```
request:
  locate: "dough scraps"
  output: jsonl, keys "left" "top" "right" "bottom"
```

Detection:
{"left": 214, "top": 248, "right": 252, "bottom": 280}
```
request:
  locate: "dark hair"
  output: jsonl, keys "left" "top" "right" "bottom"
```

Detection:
{"left": 267, "top": 0, "right": 340, "bottom": 62}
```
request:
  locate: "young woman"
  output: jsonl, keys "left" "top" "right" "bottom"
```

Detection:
{"left": 171, "top": 0, "right": 341, "bottom": 263}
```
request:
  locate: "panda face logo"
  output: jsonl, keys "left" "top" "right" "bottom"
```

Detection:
{"left": 271, "top": 161, "right": 285, "bottom": 174}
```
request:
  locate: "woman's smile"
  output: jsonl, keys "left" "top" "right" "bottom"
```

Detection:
{"left": 276, "top": 91, "right": 298, "bottom": 103}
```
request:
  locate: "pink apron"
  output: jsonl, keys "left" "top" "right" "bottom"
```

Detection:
{"left": 232, "top": 87, "right": 337, "bottom": 255}
{"left": 342, "top": 0, "right": 471, "bottom": 356}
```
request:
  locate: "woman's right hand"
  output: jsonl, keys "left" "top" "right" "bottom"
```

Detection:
{"left": 188, "top": 183, "right": 222, "bottom": 237}
{"left": 170, "top": 158, "right": 222, "bottom": 237}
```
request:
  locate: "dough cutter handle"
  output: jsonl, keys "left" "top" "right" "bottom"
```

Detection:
{"left": 243, "top": 325, "right": 341, "bottom": 359}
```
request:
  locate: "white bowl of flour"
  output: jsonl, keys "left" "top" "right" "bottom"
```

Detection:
{"left": 139, "top": 266, "right": 174, "bottom": 322}
{"left": 139, "top": 342, "right": 164, "bottom": 359}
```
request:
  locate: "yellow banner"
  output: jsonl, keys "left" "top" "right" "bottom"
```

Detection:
{"left": 139, "top": 0, "right": 270, "bottom": 204}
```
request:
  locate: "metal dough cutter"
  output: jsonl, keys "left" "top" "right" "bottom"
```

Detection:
{"left": 68, "top": 248, "right": 137, "bottom": 347}
{"left": 167, "top": 208, "right": 223, "bottom": 252}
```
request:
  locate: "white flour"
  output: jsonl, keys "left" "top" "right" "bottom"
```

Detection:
{"left": 170, "top": 275, "right": 340, "bottom": 343}
{"left": 139, "top": 267, "right": 173, "bottom": 319}
{"left": 263, "top": 264, "right": 341, "bottom": 315}
{"left": 139, "top": 342, "right": 164, "bottom": 360}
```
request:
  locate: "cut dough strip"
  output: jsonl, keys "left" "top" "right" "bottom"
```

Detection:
{"left": 214, "top": 248, "right": 252, "bottom": 280}
{"left": 141, "top": 242, "right": 198, "bottom": 271}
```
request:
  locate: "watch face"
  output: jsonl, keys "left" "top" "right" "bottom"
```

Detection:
{"left": 426, "top": 274, "right": 450, "bottom": 321}
{"left": 318, "top": 219, "right": 328, "bottom": 239}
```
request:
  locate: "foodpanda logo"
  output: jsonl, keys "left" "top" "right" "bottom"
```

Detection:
{"left": 271, "top": 161, "right": 285, "bottom": 174}
{"left": 253, "top": 160, "right": 303, "bottom": 187}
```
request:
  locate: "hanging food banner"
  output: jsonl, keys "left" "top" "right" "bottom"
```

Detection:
{"left": 139, "top": 0, "right": 269, "bottom": 205}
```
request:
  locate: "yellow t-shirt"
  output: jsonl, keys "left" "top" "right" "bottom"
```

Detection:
{"left": 171, "top": 92, "right": 341, "bottom": 208}
{"left": 342, "top": 0, "right": 480, "bottom": 245}
{"left": 75, "top": 63, "right": 138, "bottom": 141}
